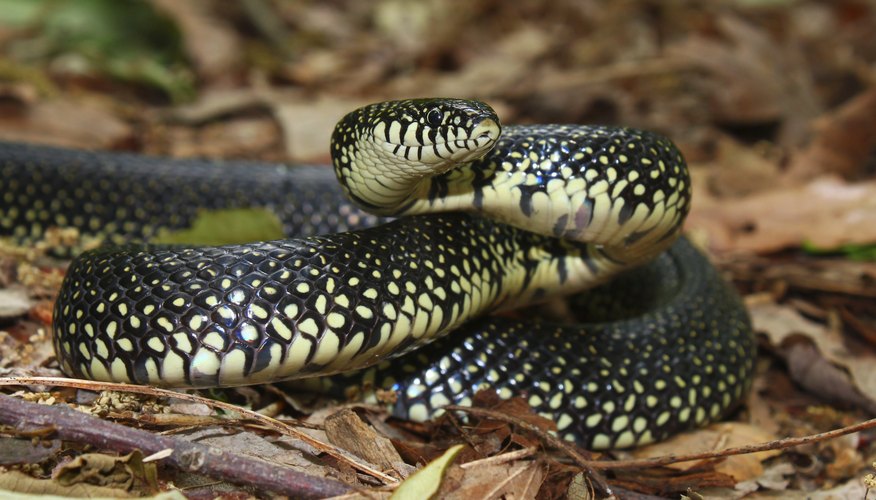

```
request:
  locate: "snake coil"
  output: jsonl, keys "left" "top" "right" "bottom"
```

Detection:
{"left": 0, "top": 98, "right": 754, "bottom": 449}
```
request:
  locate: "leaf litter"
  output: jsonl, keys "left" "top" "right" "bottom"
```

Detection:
{"left": 0, "top": 1, "right": 875, "bottom": 498}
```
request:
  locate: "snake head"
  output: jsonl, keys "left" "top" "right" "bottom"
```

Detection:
{"left": 334, "top": 98, "right": 501, "bottom": 171}
{"left": 331, "top": 98, "right": 502, "bottom": 211}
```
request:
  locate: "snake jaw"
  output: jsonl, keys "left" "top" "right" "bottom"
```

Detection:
{"left": 411, "top": 117, "right": 501, "bottom": 173}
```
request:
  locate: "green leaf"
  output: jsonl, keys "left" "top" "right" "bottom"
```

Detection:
{"left": 802, "top": 241, "right": 876, "bottom": 262}
{"left": 0, "top": 0, "right": 194, "bottom": 102}
{"left": 153, "top": 208, "right": 286, "bottom": 246}
{"left": 390, "top": 444, "right": 464, "bottom": 500}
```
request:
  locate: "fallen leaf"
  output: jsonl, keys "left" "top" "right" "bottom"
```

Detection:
{"left": 390, "top": 444, "right": 464, "bottom": 500}
{"left": 728, "top": 461, "right": 795, "bottom": 497}
{"left": 782, "top": 342, "right": 876, "bottom": 414}
{"left": 690, "top": 175, "right": 876, "bottom": 253}
{"left": 0, "top": 287, "right": 31, "bottom": 319}
{"left": 825, "top": 434, "right": 863, "bottom": 480}
{"left": 631, "top": 423, "right": 780, "bottom": 481}
{"left": 164, "top": 88, "right": 371, "bottom": 162}
{"left": 754, "top": 461, "right": 795, "bottom": 491}
{"left": 164, "top": 87, "right": 273, "bottom": 125}
{"left": 565, "top": 472, "right": 597, "bottom": 499}
{"left": 54, "top": 451, "right": 157, "bottom": 491}
{"left": 752, "top": 302, "right": 876, "bottom": 413}
{"left": 787, "top": 87, "right": 876, "bottom": 180}
{"left": 151, "top": 0, "right": 242, "bottom": 81}
{"left": 0, "top": 470, "right": 134, "bottom": 498}
{"left": 325, "top": 408, "right": 412, "bottom": 479}
{"left": 667, "top": 14, "right": 820, "bottom": 145}
{"left": 153, "top": 207, "right": 285, "bottom": 246}
{"left": 0, "top": 437, "right": 59, "bottom": 465}
{"left": 389, "top": 27, "right": 554, "bottom": 99}
{"left": 0, "top": 98, "right": 131, "bottom": 150}
{"left": 157, "top": 116, "right": 281, "bottom": 160}
{"left": 271, "top": 95, "right": 374, "bottom": 162}
{"left": 443, "top": 460, "right": 545, "bottom": 500}
{"left": 705, "top": 135, "right": 782, "bottom": 198}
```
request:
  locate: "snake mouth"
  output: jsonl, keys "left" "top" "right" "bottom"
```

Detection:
{"left": 376, "top": 117, "right": 501, "bottom": 165}
{"left": 377, "top": 126, "right": 498, "bottom": 149}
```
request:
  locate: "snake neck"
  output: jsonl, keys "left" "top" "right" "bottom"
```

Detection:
{"left": 394, "top": 125, "right": 692, "bottom": 267}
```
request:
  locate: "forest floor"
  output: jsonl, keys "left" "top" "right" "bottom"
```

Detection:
{"left": 0, "top": 1, "right": 875, "bottom": 498}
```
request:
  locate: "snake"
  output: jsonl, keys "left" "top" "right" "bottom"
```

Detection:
{"left": 0, "top": 98, "right": 754, "bottom": 450}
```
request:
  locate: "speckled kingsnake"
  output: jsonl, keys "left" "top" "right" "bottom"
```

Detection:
{"left": 0, "top": 98, "right": 754, "bottom": 450}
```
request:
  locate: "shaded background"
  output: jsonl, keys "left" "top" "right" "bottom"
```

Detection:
{"left": 1, "top": 0, "right": 876, "bottom": 497}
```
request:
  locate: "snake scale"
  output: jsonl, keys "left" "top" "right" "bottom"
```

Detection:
{"left": 0, "top": 98, "right": 754, "bottom": 450}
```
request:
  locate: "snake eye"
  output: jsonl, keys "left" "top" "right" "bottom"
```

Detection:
{"left": 426, "top": 108, "right": 443, "bottom": 128}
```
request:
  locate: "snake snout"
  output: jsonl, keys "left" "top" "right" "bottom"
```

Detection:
{"left": 472, "top": 118, "right": 501, "bottom": 142}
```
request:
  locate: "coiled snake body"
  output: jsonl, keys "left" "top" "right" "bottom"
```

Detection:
{"left": 0, "top": 98, "right": 754, "bottom": 449}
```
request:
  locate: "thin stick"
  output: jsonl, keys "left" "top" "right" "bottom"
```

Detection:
{"left": 594, "top": 417, "right": 876, "bottom": 470}
{"left": 449, "top": 404, "right": 876, "bottom": 471}
{"left": 458, "top": 447, "right": 538, "bottom": 470}
{"left": 0, "top": 393, "right": 350, "bottom": 498}
{"left": 0, "top": 376, "right": 396, "bottom": 484}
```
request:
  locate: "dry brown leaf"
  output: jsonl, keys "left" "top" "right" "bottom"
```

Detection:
{"left": 166, "top": 401, "right": 213, "bottom": 416}
{"left": 272, "top": 96, "right": 375, "bottom": 162}
{"left": 751, "top": 461, "right": 795, "bottom": 491}
{"left": 782, "top": 342, "right": 875, "bottom": 414}
{"left": 667, "top": 15, "right": 819, "bottom": 145}
{"left": 732, "top": 470, "right": 870, "bottom": 499}
{"left": 165, "top": 89, "right": 372, "bottom": 162}
{"left": 752, "top": 302, "right": 876, "bottom": 411}
{"left": 631, "top": 423, "right": 780, "bottom": 481}
{"left": 0, "top": 470, "right": 136, "bottom": 498}
{"left": 0, "top": 98, "right": 131, "bottom": 150}
{"left": 689, "top": 175, "right": 876, "bottom": 253}
{"left": 0, "top": 287, "right": 31, "bottom": 319}
{"left": 185, "top": 427, "right": 340, "bottom": 482}
{"left": 54, "top": 451, "right": 155, "bottom": 491}
{"left": 441, "top": 461, "right": 545, "bottom": 500}
{"left": 151, "top": 0, "right": 242, "bottom": 81}
{"left": 800, "top": 476, "right": 870, "bottom": 499}
{"left": 389, "top": 27, "right": 554, "bottom": 99}
{"left": 0, "top": 437, "right": 60, "bottom": 465}
{"left": 705, "top": 135, "right": 783, "bottom": 198}
{"left": 787, "top": 87, "right": 876, "bottom": 180}
{"left": 324, "top": 408, "right": 412, "bottom": 478}
{"left": 158, "top": 117, "right": 281, "bottom": 160}
{"left": 670, "top": 37, "right": 780, "bottom": 124}
{"left": 824, "top": 434, "right": 863, "bottom": 480}
{"left": 165, "top": 88, "right": 273, "bottom": 124}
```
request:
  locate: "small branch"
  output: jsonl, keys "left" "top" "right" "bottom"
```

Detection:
{"left": 449, "top": 403, "right": 876, "bottom": 471}
{"left": 0, "top": 376, "right": 396, "bottom": 484}
{"left": 459, "top": 447, "right": 537, "bottom": 469}
{"left": 595, "top": 417, "right": 876, "bottom": 470}
{"left": 0, "top": 393, "right": 351, "bottom": 499}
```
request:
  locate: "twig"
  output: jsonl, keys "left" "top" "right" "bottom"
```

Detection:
{"left": 593, "top": 417, "right": 876, "bottom": 470}
{"left": 459, "top": 447, "right": 537, "bottom": 469}
{"left": 450, "top": 404, "right": 876, "bottom": 471}
{"left": 0, "top": 376, "right": 396, "bottom": 484}
{"left": 444, "top": 405, "right": 612, "bottom": 496}
{"left": 0, "top": 393, "right": 351, "bottom": 499}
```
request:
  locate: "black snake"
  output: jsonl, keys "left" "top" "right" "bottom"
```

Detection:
{"left": 0, "top": 98, "right": 754, "bottom": 449}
